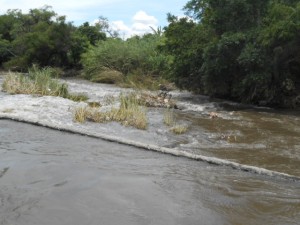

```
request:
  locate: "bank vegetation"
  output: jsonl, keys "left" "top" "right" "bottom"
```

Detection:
{"left": 0, "top": 0, "right": 299, "bottom": 108}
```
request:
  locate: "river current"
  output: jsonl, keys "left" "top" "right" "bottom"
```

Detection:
{"left": 0, "top": 120, "right": 300, "bottom": 225}
{"left": 62, "top": 78, "right": 300, "bottom": 176}
{"left": 0, "top": 75, "right": 300, "bottom": 224}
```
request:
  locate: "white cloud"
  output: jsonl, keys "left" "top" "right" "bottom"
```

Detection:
{"left": 111, "top": 11, "right": 158, "bottom": 39}
{"left": 133, "top": 10, "right": 158, "bottom": 25}
{"left": 132, "top": 23, "right": 150, "bottom": 31}
{"left": 111, "top": 20, "right": 131, "bottom": 32}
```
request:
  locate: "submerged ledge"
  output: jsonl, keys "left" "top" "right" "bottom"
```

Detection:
{"left": 1, "top": 114, "right": 300, "bottom": 182}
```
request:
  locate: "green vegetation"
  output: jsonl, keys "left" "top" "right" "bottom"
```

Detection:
{"left": 163, "top": 0, "right": 300, "bottom": 107}
{"left": 170, "top": 125, "right": 188, "bottom": 135}
{"left": 81, "top": 33, "right": 170, "bottom": 90}
{"left": 73, "top": 93, "right": 185, "bottom": 133}
{"left": 73, "top": 93, "right": 148, "bottom": 130}
{"left": 1, "top": 1, "right": 300, "bottom": 108}
{"left": 73, "top": 107, "right": 88, "bottom": 123}
{"left": 163, "top": 109, "right": 188, "bottom": 134}
{"left": 163, "top": 109, "right": 175, "bottom": 126}
{"left": 0, "top": 6, "right": 105, "bottom": 70}
{"left": 2, "top": 66, "right": 88, "bottom": 101}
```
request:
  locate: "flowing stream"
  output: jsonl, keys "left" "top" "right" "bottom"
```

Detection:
{"left": 0, "top": 120, "right": 300, "bottom": 225}
{"left": 65, "top": 78, "right": 300, "bottom": 177}
{"left": 0, "top": 75, "right": 300, "bottom": 224}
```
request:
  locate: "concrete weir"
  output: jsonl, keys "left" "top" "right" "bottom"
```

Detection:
{"left": 1, "top": 115, "right": 300, "bottom": 182}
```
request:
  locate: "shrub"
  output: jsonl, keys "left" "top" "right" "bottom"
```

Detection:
{"left": 73, "top": 93, "right": 148, "bottom": 130}
{"left": 81, "top": 34, "right": 170, "bottom": 88}
{"left": 89, "top": 68, "right": 124, "bottom": 84}
{"left": 2, "top": 66, "right": 87, "bottom": 101}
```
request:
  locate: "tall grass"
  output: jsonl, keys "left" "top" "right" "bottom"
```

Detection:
{"left": 170, "top": 125, "right": 188, "bottom": 135}
{"left": 73, "top": 93, "right": 148, "bottom": 130}
{"left": 163, "top": 109, "right": 175, "bottom": 126}
{"left": 163, "top": 109, "right": 188, "bottom": 135}
{"left": 2, "top": 66, "right": 87, "bottom": 101}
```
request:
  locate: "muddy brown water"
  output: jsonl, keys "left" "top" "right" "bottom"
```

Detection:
{"left": 168, "top": 100, "right": 300, "bottom": 177}
{"left": 63, "top": 78, "right": 300, "bottom": 177}
{"left": 0, "top": 120, "right": 300, "bottom": 225}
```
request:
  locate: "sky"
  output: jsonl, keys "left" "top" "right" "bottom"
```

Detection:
{"left": 0, "top": 0, "right": 188, "bottom": 38}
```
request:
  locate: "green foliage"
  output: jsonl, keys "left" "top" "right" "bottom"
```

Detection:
{"left": 73, "top": 93, "right": 148, "bottom": 130}
{"left": 89, "top": 68, "right": 124, "bottom": 84}
{"left": 2, "top": 66, "right": 88, "bottom": 101}
{"left": 78, "top": 22, "right": 106, "bottom": 45}
{"left": 201, "top": 32, "right": 247, "bottom": 97}
{"left": 81, "top": 33, "right": 170, "bottom": 86}
{"left": 2, "top": 1, "right": 299, "bottom": 108}
{"left": 260, "top": 2, "right": 300, "bottom": 47}
{"left": 162, "top": 16, "right": 210, "bottom": 91}
{"left": 164, "top": 0, "right": 300, "bottom": 107}
{"left": 0, "top": 6, "right": 100, "bottom": 70}
{"left": 2, "top": 66, "right": 68, "bottom": 96}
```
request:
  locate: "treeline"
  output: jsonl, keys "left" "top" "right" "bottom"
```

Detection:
{"left": 0, "top": 6, "right": 107, "bottom": 70}
{"left": 0, "top": 6, "right": 168, "bottom": 87}
{"left": 164, "top": 0, "right": 300, "bottom": 107}
{"left": 1, "top": 1, "right": 300, "bottom": 107}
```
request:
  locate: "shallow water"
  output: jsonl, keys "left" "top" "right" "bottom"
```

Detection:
{"left": 65, "top": 78, "right": 300, "bottom": 176}
{"left": 173, "top": 107, "right": 300, "bottom": 176}
{"left": 1, "top": 75, "right": 299, "bottom": 178}
{"left": 0, "top": 120, "right": 300, "bottom": 225}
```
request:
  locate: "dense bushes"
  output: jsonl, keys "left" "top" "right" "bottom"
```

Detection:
{"left": 0, "top": 6, "right": 105, "bottom": 71}
{"left": 1, "top": 1, "right": 299, "bottom": 108}
{"left": 164, "top": 0, "right": 300, "bottom": 107}
{"left": 81, "top": 34, "right": 169, "bottom": 83}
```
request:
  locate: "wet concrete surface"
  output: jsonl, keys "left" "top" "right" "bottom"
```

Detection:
{"left": 1, "top": 120, "right": 300, "bottom": 225}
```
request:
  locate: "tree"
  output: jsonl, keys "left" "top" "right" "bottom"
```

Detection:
{"left": 0, "top": 6, "right": 90, "bottom": 69}
{"left": 163, "top": 15, "right": 210, "bottom": 91}
{"left": 78, "top": 22, "right": 106, "bottom": 45}
{"left": 96, "top": 16, "right": 119, "bottom": 38}
{"left": 163, "top": 0, "right": 300, "bottom": 107}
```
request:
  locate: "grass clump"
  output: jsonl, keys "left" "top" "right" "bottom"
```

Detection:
{"left": 89, "top": 69, "right": 124, "bottom": 84}
{"left": 170, "top": 125, "right": 188, "bottom": 135}
{"left": 163, "top": 109, "right": 188, "bottom": 135}
{"left": 88, "top": 102, "right": 101, "bottom": 108}
{"left": 67, "top": 94, "right": 88, "bottom": 102}
{"left": 73, "top": 93, "right": 148, "bottom": 130}
{"left": 163, "top": 109, "right": 175, "bottom": 126}
{"left": 114, "top": 93, "right": 148, "bottom": 129}
{"left": 73, "top": 107, "right": 88, "bottom": 123}
{"left": 2, "top": 66, "right": 87, "bottom": 102}
{"left": 119, "top": 72, "right": 170, "bottom": 91}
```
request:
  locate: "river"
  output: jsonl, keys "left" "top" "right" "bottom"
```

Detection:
{"left": 65, "top": 78, "right": 300, "bottom": 177}
{"left": 0, "top": 75, "right": 300, "bottom": 224}
{"left": 0, "top": 120, "right": 300, "bottom": 225}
